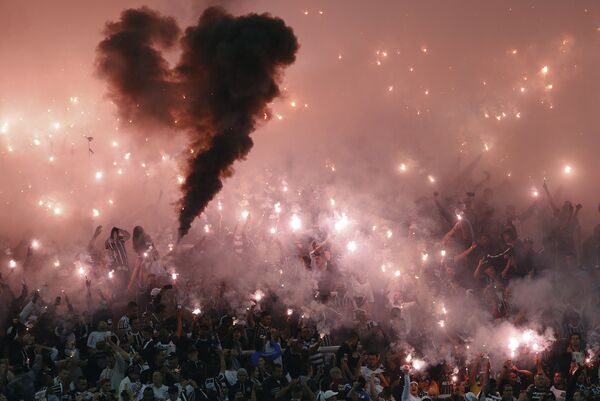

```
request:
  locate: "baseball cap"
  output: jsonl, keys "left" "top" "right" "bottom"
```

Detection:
{"left": 324, "top": 390, "right": 338, "bottom": 399}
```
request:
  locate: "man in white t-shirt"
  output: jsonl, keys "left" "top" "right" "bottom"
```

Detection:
{"left": 550, "top": 372, "right": 566, "bottom": 401}
{"left": 361, "top": 352, "right": 388, "bottom": 395}
{"left": 87, "top": 321, "right": 112, "bottom": 350}
{"left": 138, "top": 371, "right": 169, "bottom": 401}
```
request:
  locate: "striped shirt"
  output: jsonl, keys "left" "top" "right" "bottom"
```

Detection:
{"left": 105, "top": 229, "right": 130, "bottom": 271}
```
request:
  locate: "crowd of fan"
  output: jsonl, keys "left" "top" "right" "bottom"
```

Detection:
{"left": 1, "top": 180, "right": 600, "bottom": 401}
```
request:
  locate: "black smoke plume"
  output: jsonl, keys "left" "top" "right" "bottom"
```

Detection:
{"left": 96, "top": 7, "right": 181, "bottom": 127}
{"left": 96, "top": 7, "right": 299, "bottom": 239}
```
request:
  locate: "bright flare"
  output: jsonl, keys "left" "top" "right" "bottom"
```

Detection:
{"left": 346, "top": 241, "right": 357, "bottom": 252}
{"left": 290, "top": 214, "right": 302, "bottom": 231}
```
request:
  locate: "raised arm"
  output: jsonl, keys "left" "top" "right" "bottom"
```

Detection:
{"left": 542, "top": 181, "right": 559, "bottom": 215}
{"left": 401, "top": 366, "right": 412, "bottom": 401}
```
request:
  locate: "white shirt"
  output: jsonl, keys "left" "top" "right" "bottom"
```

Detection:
{"left": 87, "top": 331, "right": 112, "bottom": 349}
{"left": 137, "top": 384, "right": 169, "bottom": 401}
{"left": 362, "top": 365, "right": 385, "bottom": 394}
{"left": 119, "top": 376, "right": 143, "bottom": 400}
{"left": 550, "top": 386, "right": 566, "bottom": 401}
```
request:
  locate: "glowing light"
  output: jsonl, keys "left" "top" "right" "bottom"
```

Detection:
{"left": 8, "top": 260, "right": 16, "bottom": 269}
{"left": 108, "top": 270, "right": 114, "bottom": 279}
{"left": 48, "top": 156, "right": 55, "bottom": 162}
{"left": 252, "top": 289, "right": 265, "bottom": 302}
{"left": 1, "top": 122, "right": 8, "bottom": 133}
{"left": 428, "top": 175, "right": 436, "bottom": 183}
{"left": 53, "top": 207, "right": 62, "bottom": 215}
{"left": 399, "top": 163, "right": 407, "bottom": 172}
{"left": 95, "top": 171, "right": 103, "bottom": 180}
{"left": 330, "top": 198, "right": 336, "bottom": 207}
{"left": 541, "top": 65, "right": 549, "bottom": 75}
{"left": 203, "top": 224, "right": 210, "bottom": 233}
{"left": 388, "top": 85, "right": 394, "bottom": 92}
{"left": 406, "top": 354, "right": 412, "bottom": 363}
{"left": 394, "top": 270, "right": 401, "bottom": 277}
{"left": 386, "top": 230, "right": 393, "bottom": 238}
{"left": 511, "top": 49, "right": 518, "bottom": 55}
{"left": 546, "top": 84, "right": 553, "bottom": 90}
{"left": 177, "top": 175, "right": 185, "bottom": 185}
{"left": 334, "top": 213, "right": 349, "bottom": 232}
{"left": 452, "top": 375, "right": 458, "bottom": 383}
{"left": 287, "top": 308, "right": 293, "bottom": 316}
{"left": 484, "top": 143, "right": 490, "bottom": 152}
{"left": 217, "top": 201, "right": 223, "bottom": 211}
{"left": 192, "top": 308, "right": 201, "bottom": 315}
{"left": 124, "top": 152, "right": 131, "bottom": 160}
{"left": 53, "top": 260, "right": 60, "bottom": 267}
{"left": 33, "top": 138, "right": 41, "bottom": 146}
{"left": 508, "top": 337, "right": 520, "bottom": 355}
{"left": 171, "top": 272, "right": 178, "bottom": 280}
{"left": 441, "top": 249, "right": 446, "bottom": 257}
{"left": 421, "top": 47, "right": 428, "bottom": 53}
{"left": 520, "top": 87, "right": 526, "bottom": 93}
{"left": 112, "top": 141, "right": 118, "bottom": 147}
{"left": 241, "top": 210, "right": 250, "bottom": 220}
{"left": 346, "top": 241, "right": 357, "bottom": 252}
{"left": 70, "top": 96, "right": 78, "bottom": 103}
{"left": 564, "top": 165, "right": 573, "bottom": 174}
{"left": 438, "top": 320, "right": 445, "bottom": 328}
{"left": 78, "top": 266, "right": 85, "bottom": 276}
{"left": 290, "top": 214, "right": 302, "bottom": 231}
{"left": 92, "top": 209, "right": 100, "bottom": 217}
{"left": 381, "top": 264, "right": 387, "bottom": 272}
{"left": 422, "top": 253, "right": 429, "bottom": 262}
{"left": 31, "top": 240, "right": 40, "bottom": 249}
{"left": 290, "top": 101, "right": 297, "bottom": 108}
{"left": 412, "top": 359, "right": 425, "bottom": 370}
{"left": 269, "top": 227, "right": 277, "bottom": 235}
{"left": 53, "top": 122, "right": 61, "bottom": 130}
{"left": 283, "top": 186, "right": 288, "bottom": 192}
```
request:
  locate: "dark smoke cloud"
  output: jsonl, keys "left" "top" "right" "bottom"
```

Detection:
{"left": 95, "top": 6, "right": 299, "bottom": 239}
{"left": 96, "top": 7, "right": 181, "bottom": 127}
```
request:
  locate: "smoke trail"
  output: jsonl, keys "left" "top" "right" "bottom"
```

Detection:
{"left": 175, "top": 7, "right": 299, "bottom": 238}
{"left": 96, "top": 6, "right": 298, "bottom": 239}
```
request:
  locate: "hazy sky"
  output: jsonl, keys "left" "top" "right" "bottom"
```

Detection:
{"left": 1, "top": 0, "right": 600, "bottom": 241}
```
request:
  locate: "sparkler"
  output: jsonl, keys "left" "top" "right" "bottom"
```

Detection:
{"left": 251, "top": 289, "right": 265, "bottom": 302}
{"left": 334, "top": 213, "right": 349, "bottom": 232}
{"left": 346, "top": 241, "right": 357, "bottom": 252}
{"left": 290, "top": 214, "right": 302, "bottom": 231}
